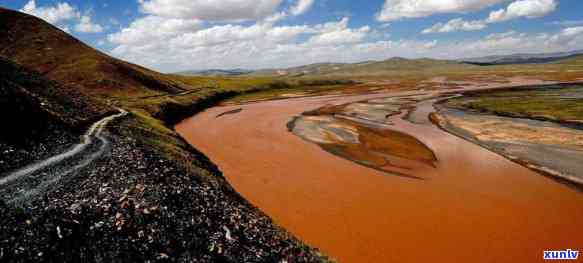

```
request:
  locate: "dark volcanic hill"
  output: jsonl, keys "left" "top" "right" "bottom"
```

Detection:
{"left": 0, "top": 7, "right": 186, "bottom": 96}
{"left": 0, "top": 57, "right": 108, "bottom": 139}
{"left": 0, "top": 57, "right": 89, "bottom": 173}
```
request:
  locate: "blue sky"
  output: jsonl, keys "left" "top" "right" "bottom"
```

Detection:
{"left": 1, "top": 0, "right": 582, "bottom": 72}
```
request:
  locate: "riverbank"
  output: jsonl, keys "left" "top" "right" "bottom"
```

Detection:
{"left": 0, "top": 108, "right": 331, "bottom": 262}
{"left": 0, "top": 54, "right": 347, "bottom": 261}
{"left": 0, "top": 64, "right": 334, "bottom": 261}
{"left": 2, "top": 68, "right": 582, "bottom": 262}
{"left": 176, "top": 83, "right": 583, "bottom": 262}
{"left": 432, "top": 83, "right": 583, "bottom": 188}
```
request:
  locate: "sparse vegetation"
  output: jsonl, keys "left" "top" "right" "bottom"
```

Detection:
{"left": 445, "top": 84, "right": 583, "bottom": 124}
{"left": 251, "top": 55, "right": 583, "bottom": 83}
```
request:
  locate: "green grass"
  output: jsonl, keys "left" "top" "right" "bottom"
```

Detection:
{"left": 110, "top": 73, "right": 356, "bottom": 114}
{"left": 446, "top": 85, "right": 583, "bottom": 123}
{"left": 226, "top": 84, "right": 349, "bottom": 103}
{"left": 170, "top": 75, "right": 282, "bottom": 92}
{"left": 142, "top": 55, "right": 583, "bottom": 109}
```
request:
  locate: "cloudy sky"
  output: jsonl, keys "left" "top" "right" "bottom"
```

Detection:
{"left": 1, "top": 0, "right": 583, "bottom": 72}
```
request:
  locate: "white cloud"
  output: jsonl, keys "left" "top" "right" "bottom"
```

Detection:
{"left": 291, "top": 0, "right": 315, "bottom": 16}
{"left": 446, "top": 29, "right": 583, "bottom": 57}
{"left": 108, "top": 16, "right": 201, "bottom": 46}
{"left": 169, "top": 24, "right": 270, "bottom": 48}
{"left": 423, "top": 0, "right": 557, "bottom": 33}
{"left": 313, "top": 17, "right": 350, "bottom": 33}
{"left": 486, "top": 0, "right": 557, "bottom": 23}
{"left": 138, "top": 0, "right": 284, "bottom": 21}
{"left": 108, "top": 16, "right": 377, "bottom": 71}
{"left": 423, "top": 18, "right": 487, "bottom": 33}
{"left": 104, "top": 0, "right": 581, "bottom": 72}
{"left": 548, "top": 26, "right": 583, "bottom": 45}
{"left": 265, "top": 25, "right": 312, "bottom": 41}
{"left": 379, "top": 23, "right": 391, "bottom": 29}
{"left": 110, "top": 17, "right": 359, "bottom": 50}
{"left": 423, "top": 40, "right": 438, "bottom": 49}
{"left": 308, "top": 27, "right": 370, "bottom": 46}
{"left": 264, "top": 12, "right": 287, "bottom": 23}
{"left": 548, "top": 20, "right": 583, "bottom": 27}
{"left": 74, "top": 15, "right": 104, "bottom": 33}
{"left": 461, "top": 31, "right": 527, "bottom": 51}
{"left": 108, "top": 18, "right": 583, "bottom": 73}
{"left": 20, "top": 1, "right": 105, "bottom": 34}
{"left": 377, "top": 0, "right": 507, "bottom": 22}
{"left": 307, "top": 21, "right": 370, "bottom": 46}
{"left": 20, "top": 0, "right": 79, "bottom": 24}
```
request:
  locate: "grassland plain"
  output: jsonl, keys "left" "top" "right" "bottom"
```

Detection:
{"left": 224, "top": 55, "right": 583, "bottom": 103}
{"left": 443, "top": 84, "right": 583, "bottom": 124}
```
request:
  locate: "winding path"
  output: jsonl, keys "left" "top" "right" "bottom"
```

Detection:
{"left": 0, "top": 109, "right": 127, "bottom": 204}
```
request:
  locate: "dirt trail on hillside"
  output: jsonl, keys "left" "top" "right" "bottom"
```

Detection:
{"left": 176, "top": 79, "right": 583, "bottom": 263}
{"left": 0, "top": 110, "right": 127, "bottom": 204}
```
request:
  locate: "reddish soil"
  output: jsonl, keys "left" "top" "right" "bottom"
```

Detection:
{"left": 176, "top": 81, "right": 583, "bottom": 263}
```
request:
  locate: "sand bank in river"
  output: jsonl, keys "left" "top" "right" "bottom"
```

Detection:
{"left": 176, "top": 78, "right": 583, "bottom": 262}
{"left": 433, "top": 103, "right": 583, "bottom": 187}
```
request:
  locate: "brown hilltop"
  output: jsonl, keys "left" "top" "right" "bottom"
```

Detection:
{"left": 0, "top": 7, "right": 186, "bottom": 96}
{"left": 0, "top": 56, "right": 106, "bottom": 140}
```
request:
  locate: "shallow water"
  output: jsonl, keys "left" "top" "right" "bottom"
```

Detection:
{"left": 176, "top": 87, "right": 583, "bottom": 263}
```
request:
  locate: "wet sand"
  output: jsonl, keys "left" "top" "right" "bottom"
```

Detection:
{"left": 176, "top": 80, "right": 583, "bottom": 262}
{"left": 433, "top": 101, "right": 583, "bottom": 186}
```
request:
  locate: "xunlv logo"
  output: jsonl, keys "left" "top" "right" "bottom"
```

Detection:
{"left": 544, "top": 249, "right": 579, "bottom": 260}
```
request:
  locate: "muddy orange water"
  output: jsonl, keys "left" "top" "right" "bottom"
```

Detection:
{"left": 176, "top": 83, "right": 583, "bottom": 262}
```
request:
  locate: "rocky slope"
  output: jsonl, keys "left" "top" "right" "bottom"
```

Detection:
{"left": 0, "top": 114, "right": 329, "bottom": 262}
{"left": 0, "top": 8, "right": 330, "bottom": 262}
{"left": 0, "top": 57, "right": 109, "bottom": 174}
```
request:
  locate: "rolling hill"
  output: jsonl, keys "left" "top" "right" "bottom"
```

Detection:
{"left": 176, "top": 68, "right": 253, "bottom": 76}
{"left": 252, "top": 57, "right": 471, "bottom": 77}
{"left": 0, "top": 57, "right": 109, "bottom": 138}
{"left": 0, "top": 56, "right": 91, "bottom": 173}
{"left": 219, "top": 50, "right": 583, "bottom": 78}
{"left": 0, "top": 7, "right": 187, "bottom": 97}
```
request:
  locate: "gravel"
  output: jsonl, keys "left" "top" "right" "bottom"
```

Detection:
{"left": 0, "top": 116, "right": 331, "bottom": 262}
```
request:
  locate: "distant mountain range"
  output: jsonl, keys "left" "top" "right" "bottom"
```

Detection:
{"left": 176, "top": 49, "right": 583, "bottom": 77}
{"left": 461, "top": 49, "right": 583, "bottom": 65}
{"left": 177, "top": 58, "right": 462, "bottom": 77}
{"left": 250, "top": 57, "right": 462, "bottom": 77}
{"left": 176, "top": 69, "right": 253, "bottom": 76}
